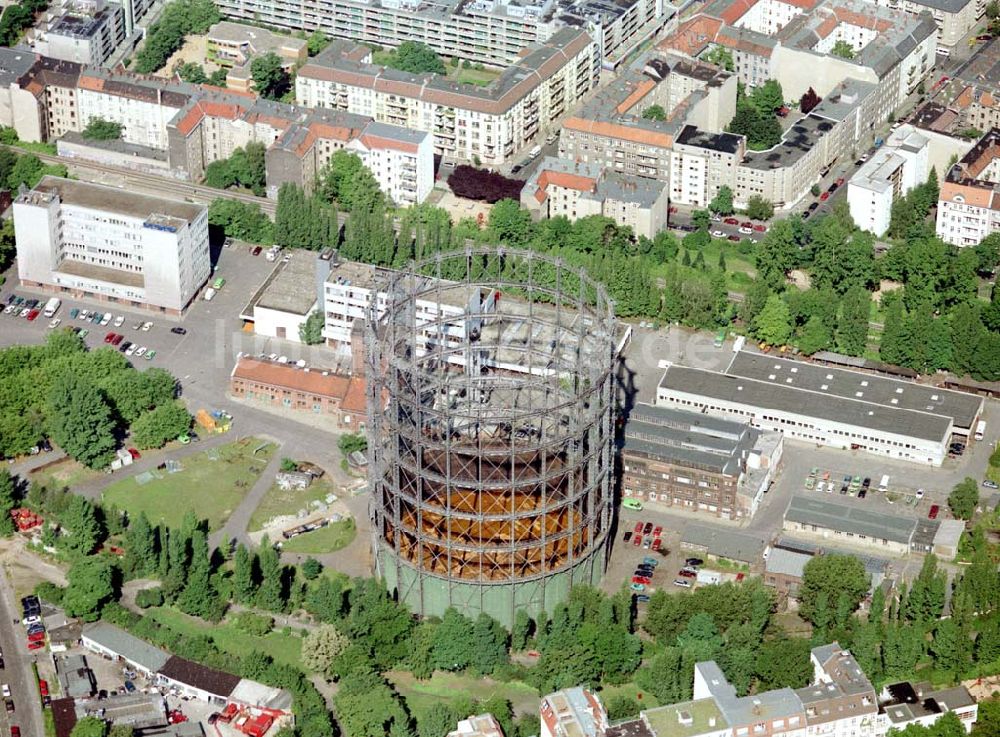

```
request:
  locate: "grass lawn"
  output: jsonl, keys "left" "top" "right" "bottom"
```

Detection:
{"left": 388, "top": 671, "right": 540, "bottom": 720}
{"left": 597, "top": 682, "right": 660, "bottom": 710}
{"left": 147, "top": 606, "right": 303, "bottom": 668}
{"left": 279, "top": 518, "right": 356, "bottom": 554}
{"left": 249, "top": 477, "right": 340, "bottom": 531}
{"left": 102, "top": 438, "right": 275, "bottom": 530}
{"left": 29, "top": 459, "right": 100, "bottom": 491}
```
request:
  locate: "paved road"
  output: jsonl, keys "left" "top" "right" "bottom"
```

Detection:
{"left": 0, "top": 564, "right": 41, "bottom": 737}
{"left": 209, "top": 446, "right": 286, "bottom": 551}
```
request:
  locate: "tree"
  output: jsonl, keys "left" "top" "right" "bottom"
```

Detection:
{"left": 0, "top": 469, "right": 16, "bottom": 536}
{"left": 46, "top": 373, "right": 118, "bottom": 468}
{"left": 831, "top": 40, "right": 855, "bottom": 59}
{"left": 751, "top": 80, "right": 784, "bottom": 115}
{"left": 727, "top": 102, "right": 782, "bottom": 150}
{"left": 232, "top": 544, "right": 256, "bottom": 603}
{"left": 177, "top": 528, "right": 220, "bottom": 620}
{"left": 387, "top": 41, "right": 445, "bottom": 74}
{"left": 642, "top": 105, "right": 667, "bottom": 121}
{"left": 256, "top": 536, "right": 285, "bottom": 611}
{"left": 71, "top": 717, "right": 108, "bottom": 737}
{"left": 100, "top": 368, "right": 176, "bottom": 424}
{"left": 108, "top": 725, "right": 134, "bottom": 737}
{"left": 208, "top": 199, "right": 273, "bottom": 243}
{"left": 835, "top": 287, "right": 871, "bottom": 357}
{"left": 606, "top": 695, "right": 641, "bottom": 721}
{"left": 320, "top": 150, "right": 384, "bottom": 212}
{"left": 754, "top": 294, "right": 793, "bottom": 346}
{"left": 302, "top": 624, "right": 350, "bottom": 674}
{"left": 745, "top": 196, "right": 774, "bottom": 222}
{"left": 338, "top": 433, "right": 367, "bottom": 456}
{"left": 251, "top": 52, "right": 291, "bottom": 99}
{"left": 82, "top": 118, "right": 123, "bottom": 140}
{"left": 488, "top": 199, "right": 533, "bottom": 247}
{"left": 299, "top": 311, "right": 325, "bottom": 345}
{"left": 60, "top": 495, "right": 101, "bottom": 556}
{"left": 470, "top": 613, "right": 509, "bottom": 676}
{"left": 512, "top": 609, "right": 533, "bottom": 651}
{"left": 798, "top": 554, "right": 869, "bottom": 626}
{"left": 755, "top": 220, "right": 797, "bottom": 289}
{"left": 131, "top": 401, "right": 191, "bottom": 449}
{"left": 307, "top": 29, "right": 330, "bottom": 56}
{"left": 302, "top": 557, "right": 323, "bottom": 579}
{"left": 755, "top": 637, "right": 813, "bottom": 690}
{"left": 418, "top": 704, "right": 458, "bottom": 737}
{"left": 703, "top": 45, "right": 734, "bottom": 71}
{"left": 950, "top": 303, "right": 985, "bottom": 377}
{"left": 709, "top": 185, "right": 735, "bottom": 215}
{"left": 63, "top": 556, "right": 114, "bottom": 621}
{"left": 800, "top": 87, "right": 821, "bottom": 113}
{"left": 447, "top": 166, "right": 524, "bottom": 203}
{"left": 949, "top": 477, "right": 979, "bottom": 520}
{"left": 905, "top": 554, "right": 947, "bottom": 623}
{"left": 432, "top": 608, "right": 476, "bottom": 671}
{"left": 797, "top": 314, "right": 831, "bottom": 355}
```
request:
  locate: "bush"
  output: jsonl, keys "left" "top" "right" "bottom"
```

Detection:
{"left": 447, "top": 165, "right": 524, "bottom": 203}
{"left": 35, "top": 581, "right": 65, "bottom": 605}
{"left": 232, "top": 611, "right": 274, "bottom": 636}
{"left": 135, "top": 588, "right": 165, "bottom": 609}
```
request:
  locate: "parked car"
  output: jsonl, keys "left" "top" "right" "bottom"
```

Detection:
{"left": 112, "top": 334, "right": 124, "bottom": 346}
{"left": 623, "top": 531, "right": 632, "bottom": 542}
{"left": 685, "top": 558, "right": 704, "bottom": 567}
{"left": 753, "top": 224, "right": 767, "bottom": 232}
{"left": 723, "top": 217, "right": 739, "bottom": 225}
{"left": 634, "top": 595, "right": 650, "bottom": 603}
{"left": 170, "top": 327, "right": 187, "bottom": 335}
{"left": 673, "top": 579, "right": 692, "bottom": 588}
{"left": 26, "top": 310, "right": 39, "bottom": 321}
{"left": 631, "top": 576, "right": 651, "bottom": 585}
{"left": 26, "top": 632, "right": 44, "bottom": 643}
{"left": 3, "top": 684, "right": 11, "bottom": 697}
{"left": 678, "top": 569, "right": 697, "bottom": 578}
{"left": 632, "top": 534, "right": 643, "bottom": 547}
{"left": 252, "top": 246, "right": 263, "bottom": 256}
{"left": 119, "top": 341, "right": 132, "bottom": 353}
{"left": 104, "top": 332, "right": 116, "bottom": 343}
{"left": 651, "top": 538, "right": 662, "bottom": 551}
{"left": 983, "top": 479, "right": 999, "bottom": 489}
{"left": 113, "top": 315, "right": 125, "bottom": 327}
{"left": 127, "top": 448, "right": 141, "bottom": 460}
{"left": 928, "top": 504, "right": 940, "bottom": 519}
{"left": 643, "top": 522, "right": 653, "bottom": 534}
{"left": 633, "top": 521, "right": 643, "bottom": 535}
{"left": 630, "top": 583, "right": 646, "bottom": 592}
{"left": 141, "top": 322, "right": 153, "bottom": 331}
{"left": 5, "top": 699, "right": 13, "bottom": 714}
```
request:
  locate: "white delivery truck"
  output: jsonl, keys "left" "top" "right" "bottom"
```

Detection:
{"left": 42, "top": 297, "right": 61, "bottom": 318}
{"left": 878, "top": 474, "right": 890, "bottom": 492}
{"left": 976, "top": 420, "right": 986, "bottom": 441}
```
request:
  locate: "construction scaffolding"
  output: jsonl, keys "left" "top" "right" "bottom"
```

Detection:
{"left": 366, "top": 246, "right": 617, "bottom": 626}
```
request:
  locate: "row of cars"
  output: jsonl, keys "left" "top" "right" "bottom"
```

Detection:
{"left": 803, "top": 177, "right": 845, "bottom": 219}
{"left": 103, "top": 332, "right": 155, "bottom": 360}
{"left": 623, "top": 521, "right": 663, "bottom": 551}
{"left": 629, "top": 556, "right": 660, "bottom": 601}
{"left": 805, "top": 469, "right": 872, "bottom": 498}
{"left": 2, "top": 296, "right": 43, "bottom": 322}
{"left": 673, "top": 557, "right": 706, "bottom": 589}
{"left": 22, "top": 596, "right": 44, "bottom": 653}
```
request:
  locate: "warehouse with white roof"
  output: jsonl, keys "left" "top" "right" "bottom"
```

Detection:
{"left": 656, "top": 352, "right": 984, "bottom": 466}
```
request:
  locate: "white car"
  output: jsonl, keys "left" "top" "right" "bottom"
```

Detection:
{"left": 132, "top": 321, "right": 142, "bottom": 330}
{"left": 2, "top": 685, "right": 10, "bottom": 698}
{"left": 739, "top": 226, "right": 753, "bottom": 234}
{"left": 3, "top": 305, "right": 14, "bottom": 315}
{"left": 79, "top": 310, "right": 90, "bottom": 321}
{"left": 47, "top": 318, "right": 61, "bottom": 330}
{"left": 711, "top": 230, "right": 725, "bottom": 238}
{"left": 673, "top": 579, "right": 692, "bottom": 588}
{"left": 134, "top": 346, "right": 146, "bottom": 358}
{"left": 125, "top": 343, "right": 138, "bottom": 356}
{"left": 113, "top": 315, "right": 125, "bottom": 327}
{"left": 19, "top": 308, "right": 29, "bottom": 318}
{"left": 915, "top": 488, "right": 925, "bottom": 500}
{"left": 141, "top": 321, "right": 153, "bottom": 331}
{"left": 100, "top": 313, "right": 112, "bottom": 326}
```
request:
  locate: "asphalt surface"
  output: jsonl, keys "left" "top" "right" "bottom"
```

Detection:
{"left": 0, "top": 566, "right": 41, "bottom": 737}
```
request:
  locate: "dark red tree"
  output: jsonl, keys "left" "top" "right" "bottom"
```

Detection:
{"left": 800, "top": 87, "right": 822, "bottom": 114}
{"left": 447, "top": 165, "right": 524, "bottom": 203}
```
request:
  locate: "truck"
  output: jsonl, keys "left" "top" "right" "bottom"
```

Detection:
{"left": 976, "top": 419, "right": 986, "bottom": 441}
{"left": 878, "top": 474, "right": 890, "bottom": 492}
{"left": 528, "top": 145, "right": 542, "bottom": 159}
{"left": 42, "top": 297, "right": 61, "bottom": 318}
{"left": 196, "top": 408, "right": 232, "bottom": 434}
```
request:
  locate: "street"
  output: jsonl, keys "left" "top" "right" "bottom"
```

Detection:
{"left": 0, "top": 564, "right": 41, "bottom": 737}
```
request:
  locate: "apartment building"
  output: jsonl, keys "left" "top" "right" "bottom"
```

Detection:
{"left": 205, "top": 21, "right": 307, "bottom": 92}
{"left": 212, "top": 0, "right": 666, "bottom": 67}
{"left": 936, "top": 127, "right": 1000, "bottom": 246}
{"left": 520, "top": 157, "right": 671, "bottom": 238}
{"left": 447, "top": 715, "right": 505, "bottom": 737}
{"left": 848, "top": 125, "right": 929, "bottom": 235}
{"left": 346, "top": 122, "right": 433, "bottom": 206}
{"left": 13, "top": 177, "right": 210, "bottom": 314}
{"left": 608, "top": 645, "right": 977, "bottom": 737}
{"left": 620, "top": 403, "right": 783, "bottom": 520}
{"left": 296, "top": 28, "right": 600, "bottom": 166}
{"left": 31, "top": 0, "right": 126, "bottom": 67}
{"left": 866, "top": 0, "right": 980, "bottom": 49}
{"left": 540, "top": 688, "right": 608, "bottom": 737}
{"left": 655, "top": 351, "right": 984, "bottom": 466}
{"left": 670, "top": 125, "right": 743, "bottom": 206}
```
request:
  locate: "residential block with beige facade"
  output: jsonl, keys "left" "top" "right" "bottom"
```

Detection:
{"left": 295, "top": 28, "right": 601, "bottom": 166}
{"left": 520, "top": 157, "right": 670, "bottom": 238}
{"left": 205, "top": 21, "right": 307, "bottom": 93}
{"left": 937, "top": 127, "right": 1000, "bottom": 246}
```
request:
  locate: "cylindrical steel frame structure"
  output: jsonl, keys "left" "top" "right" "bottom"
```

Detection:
{"left": 366, "top": 246, "right": 616, "bottom": 627}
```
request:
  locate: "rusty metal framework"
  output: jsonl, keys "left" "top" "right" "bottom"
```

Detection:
{"left": 366, "top": 246, "right": 616, "bottom": 622}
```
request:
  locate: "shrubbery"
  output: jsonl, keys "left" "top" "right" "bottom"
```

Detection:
{"left": 447, "top": 165, "right": 524, "bottom": 203}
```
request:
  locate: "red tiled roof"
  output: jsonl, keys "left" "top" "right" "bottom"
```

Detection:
{"left": 563, "top": 116, "right": 673, "bottom": 148}
{"left": 232, "top": 358, "right": 352, "bottom": 399}
{"left": 941, "top": 181, "right": 993, "bottom": 208}
{"left": 360, "top": 133, "right": 419, "bottom": 153}
{"left": 616, "top": 79, "right": 657, "bottom": 114}
{"left": 536, "top": 169, "right": 597, "bottom": 193}
{"left": 341, "top": 378, "right": 367, "bottom": 414}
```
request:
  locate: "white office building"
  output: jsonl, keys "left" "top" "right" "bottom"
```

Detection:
{"left": 14, "top": 177, "right": 210, "bottom": 314}
{"left": 848, "top": 125, "right": 929, "bottom": 236}
{"left": 347, "top": 122, "right": 434, "bottom": 206}
{"left": 655, "top": 352, "right": 983, "bottom": 466}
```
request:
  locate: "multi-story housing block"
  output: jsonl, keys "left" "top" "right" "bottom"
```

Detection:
{"left": 849, "top": 124, "right": 929, "bottom": 235}
{"left": 937, "top": 127, "right": 1000, "bottom": 245}
{"left": 346, "top": 122, "right": 434, "bottom": 205}
{"left": 13, "top": 177, "right": 210, "bottom": 314}
{"left": 541, "top": 688, "right": 608, "bottom": 737}
{"left": 295, "top": 29, "right": 600, "bottom": 166}
{"left": 31, "top": 0, "right": 126, "bottom": 67}
{"left": 607, "top": 645, "right": 977, "bottom": 737}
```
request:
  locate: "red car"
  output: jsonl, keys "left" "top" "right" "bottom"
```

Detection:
{"left": 727, "top": 235, "right": 741, "bottom": 242}
{"left": 26, "top": 640, "right": 43, "bottom": 651}
{"left": 928, "top": 504, "right": 940, "bottom": 519}
{"left": 820, "top": 192, "right": 830, "bottom": 201}
{"left": 753, "top": 224, "right": 767, "bottom": 232}
{"left": 633, "top": 521, "right": 643, "bottom": 535}
{"left": 27, "top": 632, "right": 45, "bottom": 643}
{"left": 38, "top": 681, "right": 48, "bottom": 697}
{"left": 723, "top": 217, "right": 739, "bottom": 225}
{"left": 632, "top": 534, "right": 643, "bottom": 547}
{"left": 736, "top": 572, "right": 745, "bottom": 582}
{"left": 651, "top": 537, "right": 662, "bottom": 551}
{"left": 678, "top": 569, "right": 697, "bottom": 578}
{"left": 112, "top": 334, "right": 124, "bottom": 346}
{"left": 652, "top": 525, "right": 662, "bottom": 537}
{"left": 127, "top": 448, "right": 141, "bottom": 460}
{"left": 252, "top": 246, "right": 263, "bottom": 256}
{"left": 632, "top": 576, "right": 651, "bottom": 585}
{"left": 835, "top": 177, "right": 845, "bottom": 187}
{"left": 104, "top": 332, "right": 116, "bottom": 343}
{"left": 26, "top": 310, "right": 39, "bottom": 321}
{"left": 740, "top": 221, "right": 752, "bottom": 228}
{"left": 11, "top": 726, "right": 19, "bottom": 737}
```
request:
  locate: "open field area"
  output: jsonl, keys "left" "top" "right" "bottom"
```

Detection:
{"left": 279, "top": 518, "right": 356, "bottom": 554}
{"left": 102, "top": 438, "right": 275, "bottom": 530}
{"left": 147, "top": 606, "right": 304, "bottom": 668}
{"left": 249, "top": 475, "right": 340, "bottom": 531}
{"left": 388, "top": 671, "right": 540, "bottom": 720}
{"left": 28, "top": 459, "right": 100, "bottom": 491}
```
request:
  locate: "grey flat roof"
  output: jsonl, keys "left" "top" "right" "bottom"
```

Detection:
{"left": 696, "top": 662, "right": 804, "bottom": 725}
{"left": 785, "top": 495, "right": 916, "bottom": 545}
{"left": 743, "top": 115, "right": 835, "bottom": 170}
{"left": 660, "top": 363, "right": 953, "bottom": 443}
{"left": 82, "top": 622, "right": 170, "bottom": 673}
{"left": 26, "top": 176, "right": 204, "bottom": 225}
{"left": 681, "top": 523, "right": 764, "bottom": 562}
{"left": 363, "top": 120, "right": 429, "bottom": 146}
{"left": 728, "top": 352, "right": 982, "bottom": 430}
{"left": 623, "top": 434, "right": 740, "bottom": 475}
{"left": 764, "top": 546, "right": 811, "bottom": 578}
{"left": 629, "top": 404, "right": 749, "bottom": 438}
{"left": 255, "top": 249, "right": 318, "bottom": 315}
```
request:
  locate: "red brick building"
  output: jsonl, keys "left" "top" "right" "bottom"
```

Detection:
{"left": 229, "top": 357, "right": 365, "bottom": 429}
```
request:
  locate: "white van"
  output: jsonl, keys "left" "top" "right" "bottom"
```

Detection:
{"left": 878, "top": 474, "right": 890, "bottom": 492}
{"left": 976, "top": 420, "right": 986, "bottom": 441}
{"left": 528, "top": 145, "right": 542, "bottom": 159}
{"left": 936, "top": 46, "right": 951, "bottom": 57}
{"left": 203, "top": 287, "right": 216, "bottom": 301}
{"left": 42, "top": 297, "right": 61, "bottom": 318}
